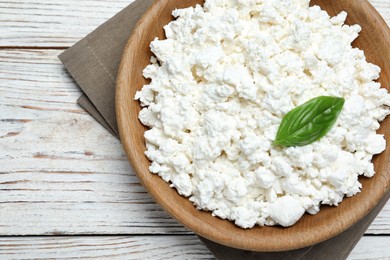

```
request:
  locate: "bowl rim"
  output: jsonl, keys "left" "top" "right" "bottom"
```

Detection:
{"left": 116, "top": 0, "right": 390, "bottom": 252}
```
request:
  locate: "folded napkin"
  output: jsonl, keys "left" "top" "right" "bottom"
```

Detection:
{"left": 59, "top": 1, "right": 390, "bottom": 259}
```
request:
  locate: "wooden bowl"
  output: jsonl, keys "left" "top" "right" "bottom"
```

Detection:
{"left": 116, "top": 0, "right": 390, "bottom": 252}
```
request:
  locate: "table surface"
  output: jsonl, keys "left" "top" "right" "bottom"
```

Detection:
{"left": 0, "top": 0, "right": 389, "bottom": 259}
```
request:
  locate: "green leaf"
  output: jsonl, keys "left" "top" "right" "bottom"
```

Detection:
{"left": 274, "top": 96, "right": 345, "bottom": 147}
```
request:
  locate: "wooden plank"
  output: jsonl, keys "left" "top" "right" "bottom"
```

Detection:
{"left": 349, "top": 236, "right": 390, "bottom": 260}
{"left": 0, "top": 235, "right": 388, "bottom": 259}
{"left": 1, "top": 49, "right": 389, "bottom": 236}
{"left": 1, "top": 0, "right": 389, "bottom": 258}
{"left": 0, "top": 0, "right": 389, "bottom": 47}
{"left": 0, "top": 49, "right": 188, "bottom": 235}
{"left": 370, "top": 0, "right": 390, "bottom": 22}
{"left": 0, "top": 0, "right": 132, "bottom": 47}
{"left": 0, "top": 236, "right": 214, "bottom": 259}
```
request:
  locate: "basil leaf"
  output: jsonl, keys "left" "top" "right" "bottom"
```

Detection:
{"left": 274, "top": 96, "right": 345, "bottom": 147}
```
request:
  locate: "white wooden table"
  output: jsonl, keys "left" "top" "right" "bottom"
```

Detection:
{"left": 0, "top": 1, "right": 389, "bottom": 259}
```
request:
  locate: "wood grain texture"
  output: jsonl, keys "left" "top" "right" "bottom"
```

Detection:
{"left": 0, "top": 49, "right": 189, "bottom": 235}
{"left": 0, "top": 0, "right": 388, "bottom": 48}
{"left": 0, "top": 236, "right": 213, "bottom": 259}
{"left": 0, "top": 235, "right": 388, "bottom": 260}
{"left": 0, "top": 5, "right": 389, "bottom": 237}
{"left": 350, "top": 236, "right": 390, "bottom": 260}
{"left": 116, "top": 0, "right": 390, "bottom": 252}
{"left": 0, "top": 0, "right": 132, "bottom": 47}
{"left": 0, "top": 0, "right": 390, "bottom": 258}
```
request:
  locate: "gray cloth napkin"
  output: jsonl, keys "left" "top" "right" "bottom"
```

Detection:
{"left": 59, "top": 1, "right": 390, "bottom": 259}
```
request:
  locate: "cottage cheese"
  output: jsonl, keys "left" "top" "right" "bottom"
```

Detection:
{"left": 135, "top": 0, "right": 390, "bottom": 228}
